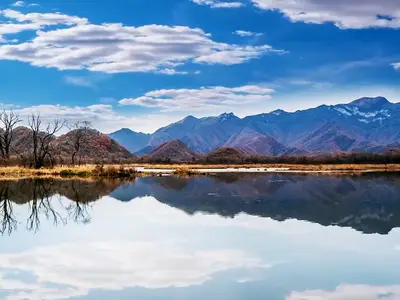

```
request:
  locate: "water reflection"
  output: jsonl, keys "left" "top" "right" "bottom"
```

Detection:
{"left": 0, "top": 178, "right": 121, "bottom": 235}
{"left": 111, "top": 174, "right": 400, "bottom": 235}
{"left": 0, "top": 174, "right": 400, "bottom": 299}
{"left": 1, "top": 174, "right": 400, "bottom": 235}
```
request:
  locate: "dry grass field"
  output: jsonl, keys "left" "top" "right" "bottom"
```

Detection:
{"left": 0, "top": 163, "right": 399, "bottom": 179}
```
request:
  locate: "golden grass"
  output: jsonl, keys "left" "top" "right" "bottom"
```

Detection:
{"left": 128, "top": 163, "right": 400, "bottom": 171}
{"left": 0, "top": 163, "right": 398, "bottom": 179}
{"left": 172, "top": 167, "right": 201, "bottom": 176}
{"left": 0, "top": 165, "right": 94, "bottom": 177}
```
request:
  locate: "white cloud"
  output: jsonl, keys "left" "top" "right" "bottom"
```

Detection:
{"left": 0, "top": 241, "right": 268, "bottom": 299}
{"left": 11, "top": 1, "right": 25, "bottom": 7}
{"left": 192, "top": 0, "right": 244, "bottom": 8}
{"left": 234, "top": 30, "right": 264, "bottom": 37}
{"left": 5, "top": 104, "right": 177, "bottom": 133}
{"left": 287, "top": 284, "right": 400, "bottom": 300}
{"left": 252, "top": 0, "right": 400, "bottom": 29}
{"left": 0, "top": 22, "right": 38, "bottom": 40}
{"left": 119, "top": 85, "right": 274, "bottom": 112}
{"left": 16, "top": 104, "right": 120, "bottom": 125}
{"left": 195, "top": 45, "right": 284, "bottom": 64}
{"left": 0, "top": 9, "right": 87, "bottom": 41}
{"left": 393, "top": 62, "right": 400, "bottom": 70}
{"left": 11, "top": 1, "right": 39, "bottom": 8}
{"left": 157, "top": 68, "right": 189, "bottom": 75}
{"left": 1, "top": 9, "right": 87, "bottom": 26}
{"left": 0, "top": 9, "right": 282, "bottom": 74}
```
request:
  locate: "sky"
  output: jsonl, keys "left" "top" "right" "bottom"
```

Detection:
{"left": 0, "top": 0, "right": 399, "bottom": 133}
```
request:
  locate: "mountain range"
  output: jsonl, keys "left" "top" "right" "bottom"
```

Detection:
{"left": 109, "top": 96, "right": 400, "bottom": 156}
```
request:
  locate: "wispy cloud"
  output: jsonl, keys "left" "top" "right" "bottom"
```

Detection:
{"left": 11, "top": 1, "right": 39, "bottom": 7}
{"left": 287, "top": 284, "right": 400, "bottom": 300}
{"left": 234, "top": 30, "right": 263, "bottom": 37}
{"left": 63, "top": 74, "right": 112, "bottom": 88}
{"left": 0, "top": 9, "right": 88, "bottom": 42}
{"left": 11, "top": 1, "right": 25, "bottom": 7}
{"left": 280, "top": 58, "right": 393, "bottom": 86}
{"left": 269, "top": 78, "right": 334, "bottom": 90}
{"left": 64, "top": 76, "right": 94, "bottom": 88}
{"left": 4, "top": 103, "right": 178, "bottom": 133}
{"left": 252, "top": 0, "right": 400, "bottom": 29}
{"left": 191, "top": 0, "right": 244, "bottom": 8}
{"left": 119, "top": 85, "right": 274, "bottom": 112}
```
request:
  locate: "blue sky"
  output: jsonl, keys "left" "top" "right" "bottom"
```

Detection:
{"left": 0, "top": 0, "right": 399, "bottom": 133}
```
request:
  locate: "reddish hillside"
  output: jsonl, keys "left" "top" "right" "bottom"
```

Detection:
{"left": 11, "top": 126, "right": 38, "bottom": 154}
{"left": 205, "top": 147, "right": 249, "bottom": 164}
{"left": 143, "top": 140, "right": 202, "bottom": 163}
{"left": 54, "top": 129, "right": 133, "bottom": 163}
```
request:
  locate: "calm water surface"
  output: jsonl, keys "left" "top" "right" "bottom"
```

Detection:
{"left": 1, "top": 174, "right": 400, "bottom": 299}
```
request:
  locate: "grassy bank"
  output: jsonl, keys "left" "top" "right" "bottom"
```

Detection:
{"left": 0, "top": 165, "right": 139, "bottom": 178}
{"left": 130, "top": 163, "right": 400, "bottom": 171}
{"left": 0, "top": 163, "right": 399, "bottom": 179}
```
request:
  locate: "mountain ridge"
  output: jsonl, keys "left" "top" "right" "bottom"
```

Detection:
{"left": 109, "top": 97, "right": 400, "bottom": 156}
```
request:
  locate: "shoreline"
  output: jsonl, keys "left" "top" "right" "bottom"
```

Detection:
{"left": 0, "top": 164, "right": 399, "bottom": 179}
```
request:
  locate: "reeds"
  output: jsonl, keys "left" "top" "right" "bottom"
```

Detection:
{"left": 0, "top": 163, "right": 398, "bottom": 179}
{"left": 172, "top": 167, "right": 200, "bottom": 176}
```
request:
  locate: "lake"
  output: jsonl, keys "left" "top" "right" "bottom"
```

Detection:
{"left": 1, "top": 174, "right": 400, "bottom": 299}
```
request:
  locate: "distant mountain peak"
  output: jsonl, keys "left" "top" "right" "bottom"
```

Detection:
{"left": 270, "top": 109, "right": 287, "bottom": 116}
{"left": 119, "top": 128, "right": 133, "bottom": 133}
{"left": 218, "top": 112, "right": 238, "bottom": 122}
{"left": 219, "top": 112, "right": 235, "bottom": 117}
{"left": 108, "top": 128, "right": 151, "bottom": 153}
{"left": 183, "top": 115, "right": 198, "bottom": 121}
{"left": 175, "top": 115, "right": 198, "bottom": 125}
{"left": 350, "top": 96, "right": 390, "bottom": 108}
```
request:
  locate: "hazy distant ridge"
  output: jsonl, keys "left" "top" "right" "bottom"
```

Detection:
{"left": 110, "top": 97, "right": 400, "bottom": 156}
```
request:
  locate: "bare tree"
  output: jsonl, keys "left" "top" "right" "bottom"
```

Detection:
{"left": 0, "top": 187, "right": 17, "bottom": 235}
{"left": 0, "top": 111, "right": 21, "bottom": 159}
{"left": 28, "top": 114, "right": 65, "bottom": 169}
{"left": 67, "top": 121, "right": 92, "bottom": 165}
{"left": 26, "top": 180, "right": 66, "bottom": 232}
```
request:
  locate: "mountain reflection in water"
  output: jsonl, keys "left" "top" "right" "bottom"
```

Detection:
{"left": 1, "top": 174, "right": 400, "bottom": 235}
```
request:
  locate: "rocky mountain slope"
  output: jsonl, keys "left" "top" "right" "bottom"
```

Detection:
{"left": 112, "top": 97, "right": 400, "bottom": 156}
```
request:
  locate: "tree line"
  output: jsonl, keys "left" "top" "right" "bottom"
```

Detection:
{"left": 137, "top": 151, "right": 400, "bottom": 165}
{"left": 0, "top": 111, "right": 92, "bottom": 168}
